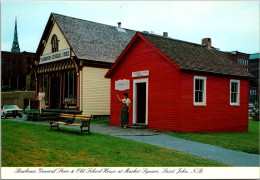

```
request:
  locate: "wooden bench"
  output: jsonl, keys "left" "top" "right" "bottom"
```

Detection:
{"left": 49, "top": 113, "right": 92, "bottom": 135}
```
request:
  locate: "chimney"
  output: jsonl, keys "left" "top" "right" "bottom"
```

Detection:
{"left": 163, "top": 32, "right": 168, "bottom": 37}
{"left": 202, "top": 38, "right": 211, "bottom": 48}
{"left": 118, "top": 22, "right": 121, "bottom": 28}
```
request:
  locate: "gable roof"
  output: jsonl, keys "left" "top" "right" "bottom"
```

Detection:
{"left": 36, "top": 13, "right": 136, "bottom": 64}
{"left": 106, "top": 32, "right": 253, "bottom": 78}
{"left": 141, "top": 33, "right": 253, "bottom": 77}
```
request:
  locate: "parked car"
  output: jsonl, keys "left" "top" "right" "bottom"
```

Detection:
{"left": 1, "top": 107, "right": 4, "bottom": 118}
{"left": 2, "top": 105, "right": 23, "bottom": 118}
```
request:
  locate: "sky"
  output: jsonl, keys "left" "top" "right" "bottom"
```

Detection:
{"left": 1, "top": 1, "right": 259, "bottom": 54}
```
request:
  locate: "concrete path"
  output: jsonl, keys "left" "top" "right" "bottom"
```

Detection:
{"left": 116, "top": 134, "right": 260, "bottom": 167}
{"left": 3, "top": 115, "right": 163, "bottom": 136}
{"left": 3, "top": 116, "right": 260, "bottom": 167}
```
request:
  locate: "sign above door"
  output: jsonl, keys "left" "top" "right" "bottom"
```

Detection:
{"left": 39, "top": 49, "right": 71, "bottom": 64}
{"left": 132, "top": 70, "right": 149, "bottom": 78}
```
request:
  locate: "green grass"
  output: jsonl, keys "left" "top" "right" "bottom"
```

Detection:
{"left": 1, "top": 120, "right": 228, "bottom": 167}
{"left": 169, "top": 121, "right": 259, "bottom": 154}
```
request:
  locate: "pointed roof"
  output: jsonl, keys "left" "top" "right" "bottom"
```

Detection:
{"left": 11, "top": 17, "right": 20, "bottom": 53}
{"left": 106, "top": 32, "right": 253, "bottom": 78}
{"left": 36, "top": 13, "right": 136, "bottom": 64}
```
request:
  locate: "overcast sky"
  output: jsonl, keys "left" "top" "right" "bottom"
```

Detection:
{"left": 1, "top": 1, "right": 259, "bottom": 54}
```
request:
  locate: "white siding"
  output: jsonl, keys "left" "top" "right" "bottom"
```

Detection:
{"left": 82, "top": 67, "right": 111, "bottom": 115}
{"left": 42, "top": 22, "right": 74, "bottom": 56}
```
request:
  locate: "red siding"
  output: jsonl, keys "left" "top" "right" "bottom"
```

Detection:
{"left": 110, "top": 37, "right": 181, "bottom": 131}
{"left": 180, "top": 72, "right": 249, "bottom": 132}
{"left": 108, "top": 36, "right": 249, "bottom": 132}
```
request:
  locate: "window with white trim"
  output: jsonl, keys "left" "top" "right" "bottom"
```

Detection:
{"left": 52, "top": 35, "right": 58, "bottom": 53}
{"left": 230, "top": 80, "right": 240, "bottom": 105}
{"left": 63, "top": 70, "right": 77, "bottom": 105}
{"left": 194, "top": 76, "right": 206, "bottom": 105}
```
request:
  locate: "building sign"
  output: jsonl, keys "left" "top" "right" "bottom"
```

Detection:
{"left": 115, "top": 79, "right": 130, "bottom": 91}
{"left": 132, "top": 70, "right": 149, "bottom": 78}
{"left": 39, "top": 49, "right": 71, "bottom": 64}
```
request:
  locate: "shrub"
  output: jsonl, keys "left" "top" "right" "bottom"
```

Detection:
{"left": 252, "top": 103, "right": 259, "bottom": 121}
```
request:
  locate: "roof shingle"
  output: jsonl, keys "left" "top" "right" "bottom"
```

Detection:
{"left": 141, "top": 33, "right": 253, "bottom": 77}
{"left": 52, "top": 13, "right": 251, "bottom": 77}
{"left": 52, "top": 13, "right": 136, "bottom": 63}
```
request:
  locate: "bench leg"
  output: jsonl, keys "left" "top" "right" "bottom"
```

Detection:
{"left": 80, "top": 125, "right": 91, "bottom": 135}
{"left": 50, "top": 122, "right": 60, "bottom": 130}
{"left": 80, "top": 126, "right": 83, "bottom": 135}
{"left": 88, "top": 126, "right": 91, "bottom": 134}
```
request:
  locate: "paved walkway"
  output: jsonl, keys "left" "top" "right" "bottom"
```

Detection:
{"left": 5, "top": 115, "right": 163, "bottom": 136}
{"left": 116, "top": 134, "right": 260, "bottom": 167}
{"left": 3, "top": 116, "right": 260, "bottom": 167}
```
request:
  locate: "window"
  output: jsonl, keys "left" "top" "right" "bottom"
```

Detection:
{"left": 27, "top": 57, "right": 31, "bottom": 64}
{"left": 194, "top": 76, "right": 206, "bottom": 106}
{"left": 6, "top": 67, "right": 10, "bottom": 75}
{"left": 230, "top": 80, "right": 240, "bottom": 105}
{"left": 26, "top": 67, "right": 31, "bottom": 74}
{"left": 39, "top": 74, "right": 49, "bottom": 104}
{"left": 1, "top": 58, "right": 4, "bottom": 64}
{"left": 19, "top": 59, "right": 22, "bottom": 65}
{"left": 13, "top": 58, "right": 16, "bottom": 64}
{"left": 51, "top": 35, "right": 58, "bottom": 52}
{"left": 63, "top": 70, "right": 77, "bottom": 105}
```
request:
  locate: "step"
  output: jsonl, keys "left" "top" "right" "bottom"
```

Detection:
{"left": 128, "top": 126, "right": 147, "bottom": 129}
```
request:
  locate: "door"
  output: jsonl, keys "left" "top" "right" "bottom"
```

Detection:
{"left": 50, "top": 77, "right": 60, "bottom": 109}
{"left": 133, "top": 78, "right": 148, "bottom": 125}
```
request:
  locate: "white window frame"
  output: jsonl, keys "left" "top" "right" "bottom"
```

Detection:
{"left": 194, "top": 76, "right": 207, "bottom": 106}
{"left": 230, "top": 79, "right": 240, "bottom": 106}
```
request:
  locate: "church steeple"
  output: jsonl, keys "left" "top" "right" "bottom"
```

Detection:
{"left": 11, "top": 17, "right": 20, "bottom": 53}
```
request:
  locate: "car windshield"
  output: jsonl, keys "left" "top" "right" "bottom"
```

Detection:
{"left": 4, "top": 105, "right": 18, "bottom": 109}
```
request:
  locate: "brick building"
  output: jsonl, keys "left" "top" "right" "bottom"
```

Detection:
{"left": 1, "top": 51, "right": 35, "bottom": 90}
{"left": 249, "top": 53, "right": 259, "bottom": 104}
{"left": 1, "top": 18, "right": 35, "bottom": 91}
{"left": 228, "top": 51, "right": 250, "bottom": 72}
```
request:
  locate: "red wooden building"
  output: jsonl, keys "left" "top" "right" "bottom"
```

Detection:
{"left": 105, "top": 32, "right": 253, "bottom": 133}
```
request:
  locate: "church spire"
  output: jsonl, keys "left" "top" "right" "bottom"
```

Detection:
{"left": 11, "top": 17, "right": 20, "bottom": 53}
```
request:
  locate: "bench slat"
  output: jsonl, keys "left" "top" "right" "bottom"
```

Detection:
{"left": 74, "top": 118, "right": 91, "bottom": 120}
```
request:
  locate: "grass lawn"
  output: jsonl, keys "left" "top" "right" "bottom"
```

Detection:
{"left": 1, "top": 120, "right": 228, "bottom": 167}
{"left": 169, "top": 120, "right": 259, "bottom": 154}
